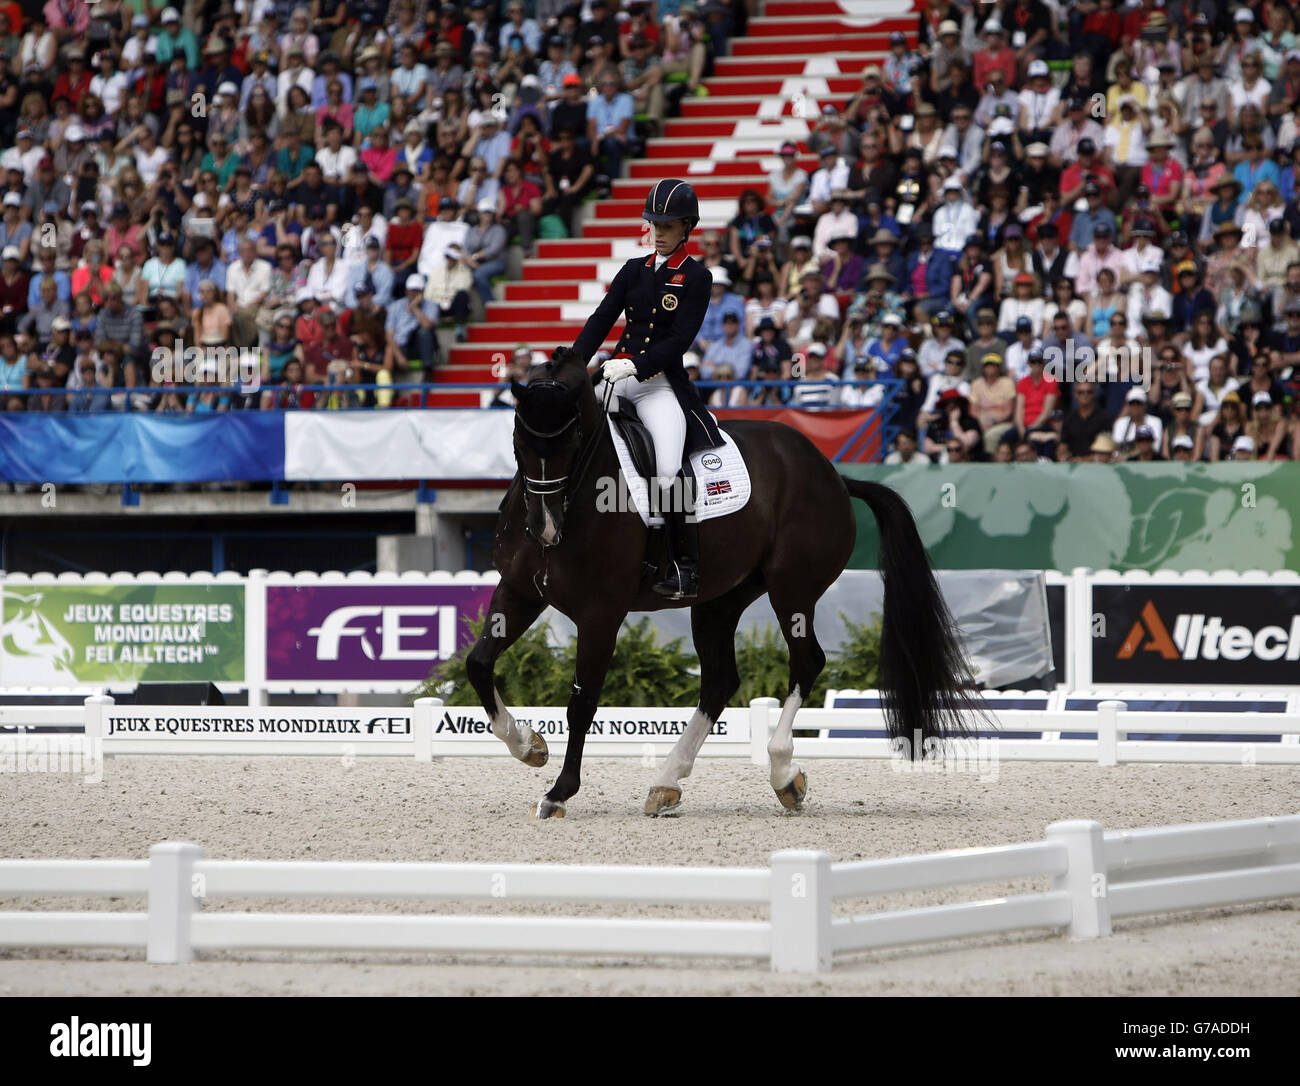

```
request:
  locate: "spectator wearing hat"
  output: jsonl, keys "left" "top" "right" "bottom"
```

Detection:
{"left": 933, "top": 177, "right": 981, "bottom": 255}
{"left": 926, "top": 18, "right": 968, "bottom": 95}
{"left": 1255, "top": 216, "right": 1299, "bottom": 299}
{"left": 972, "top": 19, "right": 1017, "bottom": 91}
{"left": 1231, "top": 129, "right": 1279, "bottom": 200}
{"left": 1102, "top": 94, "right": 1151, "bottom": 210}
{"left": 846, "top": 262, "right": 897, "bottom": 337}
{"left": 154, "top": 7, "right": 198, "bottom": 70}
{"left": 810, "top": 188, "right": 855, "bottom": 264}
{"left": 1112, "top": 384, "right": 1163, "bottom": 452}
{"left": 1060, "top": 135, "right": 1116, "bottom": 210}
{"left": 998, "top": 270, "right": 1046, "bottom": 338}
{"left": 460, "top": 196, "right": 506, "bottom": 309}
{"left": 788, "top": 341, "right": 841, "bottom": 409}
{"left": 424, "top": 243, "right": 472, "bottom": 343}
{"left": 1249, "top": 391, "right": 1294, "bottom": 458}
{"left": 1074, "top": 220, "right": 1124, "bottom": 295}
{"left": 1204, "top": 220, "right": 1251, "bottom": 297}
{"left": 858, "top": 311, "right": 905, "bottom": 374}
{"left": 620, "top": 34, "right": 666, "bottom": 135}
{"left": 1004, "top": 312, "right": 1043, "bottom": 378}
{"left": 0, "top": 246, "right": 28, "bottom": 335}
{"left": 354, "top": 78, "right": 391, "bottom": 144}
{"left": 917, "top": 309, "right": 966, "bottom": 377}
{"left": 950, "top": 238, "right": 995, "bottom": 340}
{"left": 1170, "top": 261, "right": 1217, "bottom": 334}
{"left": 1015, "top": 341, "right": 1059, "bottom": 431}
{"left": 385, "top": 272, "right": 438, "bottom": 383}
{"left": 22, "top": 156, "right": 70, "bottom": 226}
{"left": 696, "top": 267, "right": 747, "bottom": 355}
{"left": 1160, "top": 387, "right": 1206, "bottom": 459}
{"left": 924, "top": 386, "right": 984, "bottom": 462}
{"left": 808, "top": 145, "right": 850, "bottom": 218}
{"left": 0, "top": 193, "right": 32, "bottom": 266}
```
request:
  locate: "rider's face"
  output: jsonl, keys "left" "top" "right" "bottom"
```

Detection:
{"left": 651, "top": 219, "right": 687, "bottom": 254}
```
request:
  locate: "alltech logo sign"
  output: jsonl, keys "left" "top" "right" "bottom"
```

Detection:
{"left": 1093, "top": 586, "right": 1300, "bottom": 684}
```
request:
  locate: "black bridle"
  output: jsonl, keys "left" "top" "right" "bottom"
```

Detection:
{"left": 515, "top": 375, "right": 614, "bottom": 512}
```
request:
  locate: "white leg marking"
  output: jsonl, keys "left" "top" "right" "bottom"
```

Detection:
{"left": 653, "top": 708, "right": 714, "bottom": 789}
{"left": 491, "top": 688, "right": 535, "bottom": 760}
{"left": 768, "top": 686, "right": 803, "bottom": 790}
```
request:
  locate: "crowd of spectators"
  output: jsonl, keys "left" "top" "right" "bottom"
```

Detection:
{"left": 0, "top": 0, "right": 736, "bottom": 414}
{"left": 684, "top": 0, "right": 1300, "bottom": 463}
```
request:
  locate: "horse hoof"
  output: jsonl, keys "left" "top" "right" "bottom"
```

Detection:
{"left": 644, "top": 786, "right": 682, "bottom": 817}
{"left": 775, "top": 770, "right": 808, "bottom": 811}
{"left": 521, "top": 729, "right": 549, "bottom": 768}
{"left": 535, "top": 797, "right": 566, "bottom": 820}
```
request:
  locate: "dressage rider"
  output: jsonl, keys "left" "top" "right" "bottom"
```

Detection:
{"left": 572, "top": 179, "right": 725, "bottom": 600}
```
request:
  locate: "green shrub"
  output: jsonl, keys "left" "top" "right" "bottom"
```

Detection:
{"left": 417, "top": 611, "right": 883, "bottom": 708}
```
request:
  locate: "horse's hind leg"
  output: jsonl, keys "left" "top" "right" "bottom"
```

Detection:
{"left": 465, "top": 582, "right": 548, "bottom": 767}
{"left": 764, "top": 591, "right": 827, "bottom": 812}
{"left": 646, "top": 580, "right": 763, "bottom": 817}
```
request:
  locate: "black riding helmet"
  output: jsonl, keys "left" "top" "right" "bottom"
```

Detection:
{"left": 643, "top": 179, "right": 699, "bottom": 233}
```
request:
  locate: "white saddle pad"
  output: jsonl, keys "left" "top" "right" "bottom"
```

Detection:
{"left": 607, "top": 417, "right": 751, "bottom": 527}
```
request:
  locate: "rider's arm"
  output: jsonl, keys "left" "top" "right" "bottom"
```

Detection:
{"left": 572, "top": 259, "right": 633, "bottom": 363}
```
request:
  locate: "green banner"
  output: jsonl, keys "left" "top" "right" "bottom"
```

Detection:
{"left": 841, "top": 463, "right": 1300, "bottom": 572}
{"left": 1, "top": 584, "right": 245, "bottom": 685}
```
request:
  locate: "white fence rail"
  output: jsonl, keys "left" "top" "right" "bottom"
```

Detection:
{"left": 5, "top": 695, "right": 1300, "bottom": 764}
{"left": 1, "top": 814, "right": 1296, "bottom": 971}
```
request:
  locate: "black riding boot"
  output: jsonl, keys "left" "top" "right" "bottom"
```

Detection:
{"left": 652, "top": 471, "right": 699, "bottom": 599}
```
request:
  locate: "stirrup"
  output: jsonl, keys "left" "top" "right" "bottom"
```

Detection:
{"left": 653, "top": 561, "right": 699, "bottom": 599}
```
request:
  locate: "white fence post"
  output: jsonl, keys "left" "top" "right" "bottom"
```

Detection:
{"left": 245, "top": 569, "right": 268, "bottom": 708}
{"left": 749, "top": 698, "right": 778, "bottom": 767}
{"left": 147, "top": 842, "right": 203, "bottom": 964}
{"left": 1045, "top": 820, "right": 1111, "bottom": 939}
{"left": 83, "top": 693, "right": 113, "bottom": 746}
{"left": 413, "top": 697, "right": 442, "bottom": 762}
{"left": 1097, "top": 700, "right": 1125, "bottom": 766}
{"left": 769, "top": 850, "right": 832, "bottom": 973}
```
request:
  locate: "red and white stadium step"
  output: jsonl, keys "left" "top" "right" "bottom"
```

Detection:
{"left": 439, "top": 0, "right": 917, "bottom": 405}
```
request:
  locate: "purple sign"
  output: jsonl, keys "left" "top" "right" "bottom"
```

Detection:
{"left": 266, "top": 585, "right": 495, "bottom": 681}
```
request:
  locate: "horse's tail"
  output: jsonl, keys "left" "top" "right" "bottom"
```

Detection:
{"left": 839, "top": 475, "right": 984, "bottom": 756}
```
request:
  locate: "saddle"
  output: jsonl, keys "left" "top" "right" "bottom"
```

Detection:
{"left": 609, "top": 398, "right": 658, "bottom": 485}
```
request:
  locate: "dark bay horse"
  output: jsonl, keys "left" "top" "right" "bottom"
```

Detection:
{"left": 465, "top": 347, "right": 979, "bottom": 818}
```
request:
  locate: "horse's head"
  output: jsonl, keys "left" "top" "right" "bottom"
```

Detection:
{"left": 511, "top": 346, "right": 592, "bottom": 547}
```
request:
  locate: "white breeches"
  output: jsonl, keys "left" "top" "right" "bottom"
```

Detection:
{"left": 613, "top": 373, "right": 685, "bottom": 484}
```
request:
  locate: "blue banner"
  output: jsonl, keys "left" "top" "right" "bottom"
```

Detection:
{"left": 0, "top": 414, "right": 285, "bottom": 483}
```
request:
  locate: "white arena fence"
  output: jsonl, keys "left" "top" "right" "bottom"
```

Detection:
{"left": 1, "top": 814, "right": 1297, "bottom": 972}
{"left": 3, "top": 695, "right": 1300, "bottom": 765}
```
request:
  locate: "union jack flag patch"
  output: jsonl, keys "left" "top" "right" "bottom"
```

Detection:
{"left": 671, "top": 274, "right": 685, "bottom": 284}
{"left": 706, "top": 480, "right": 731, "bottom": 497}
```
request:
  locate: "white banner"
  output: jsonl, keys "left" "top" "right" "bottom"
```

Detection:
{"left": 103, "top": 707, "right": 414, "bottom": 742}
{"left": 284, "top": 410, "right": 516, "bottom": 481}
{"left": 433, "top": 705, "right": 750, "bottom": 744}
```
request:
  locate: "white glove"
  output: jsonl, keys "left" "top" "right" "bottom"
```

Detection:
{"left": 602, "top": 358, "right": 638, "bottom": 384}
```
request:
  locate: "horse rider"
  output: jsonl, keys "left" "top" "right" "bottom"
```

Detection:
{"left": 572, "top": 178, "right": 725, "bottom": 599}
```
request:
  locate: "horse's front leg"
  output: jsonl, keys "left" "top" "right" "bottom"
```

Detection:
{"left": 465, "top": 582, "right": 547, "bottom": 767}
{"left": 536, "top": 615, "right": 623, "bottom": 819}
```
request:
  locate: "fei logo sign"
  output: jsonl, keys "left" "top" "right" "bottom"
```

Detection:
{"left": 265, "top": 585, "right": 495, "bottom": 681}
